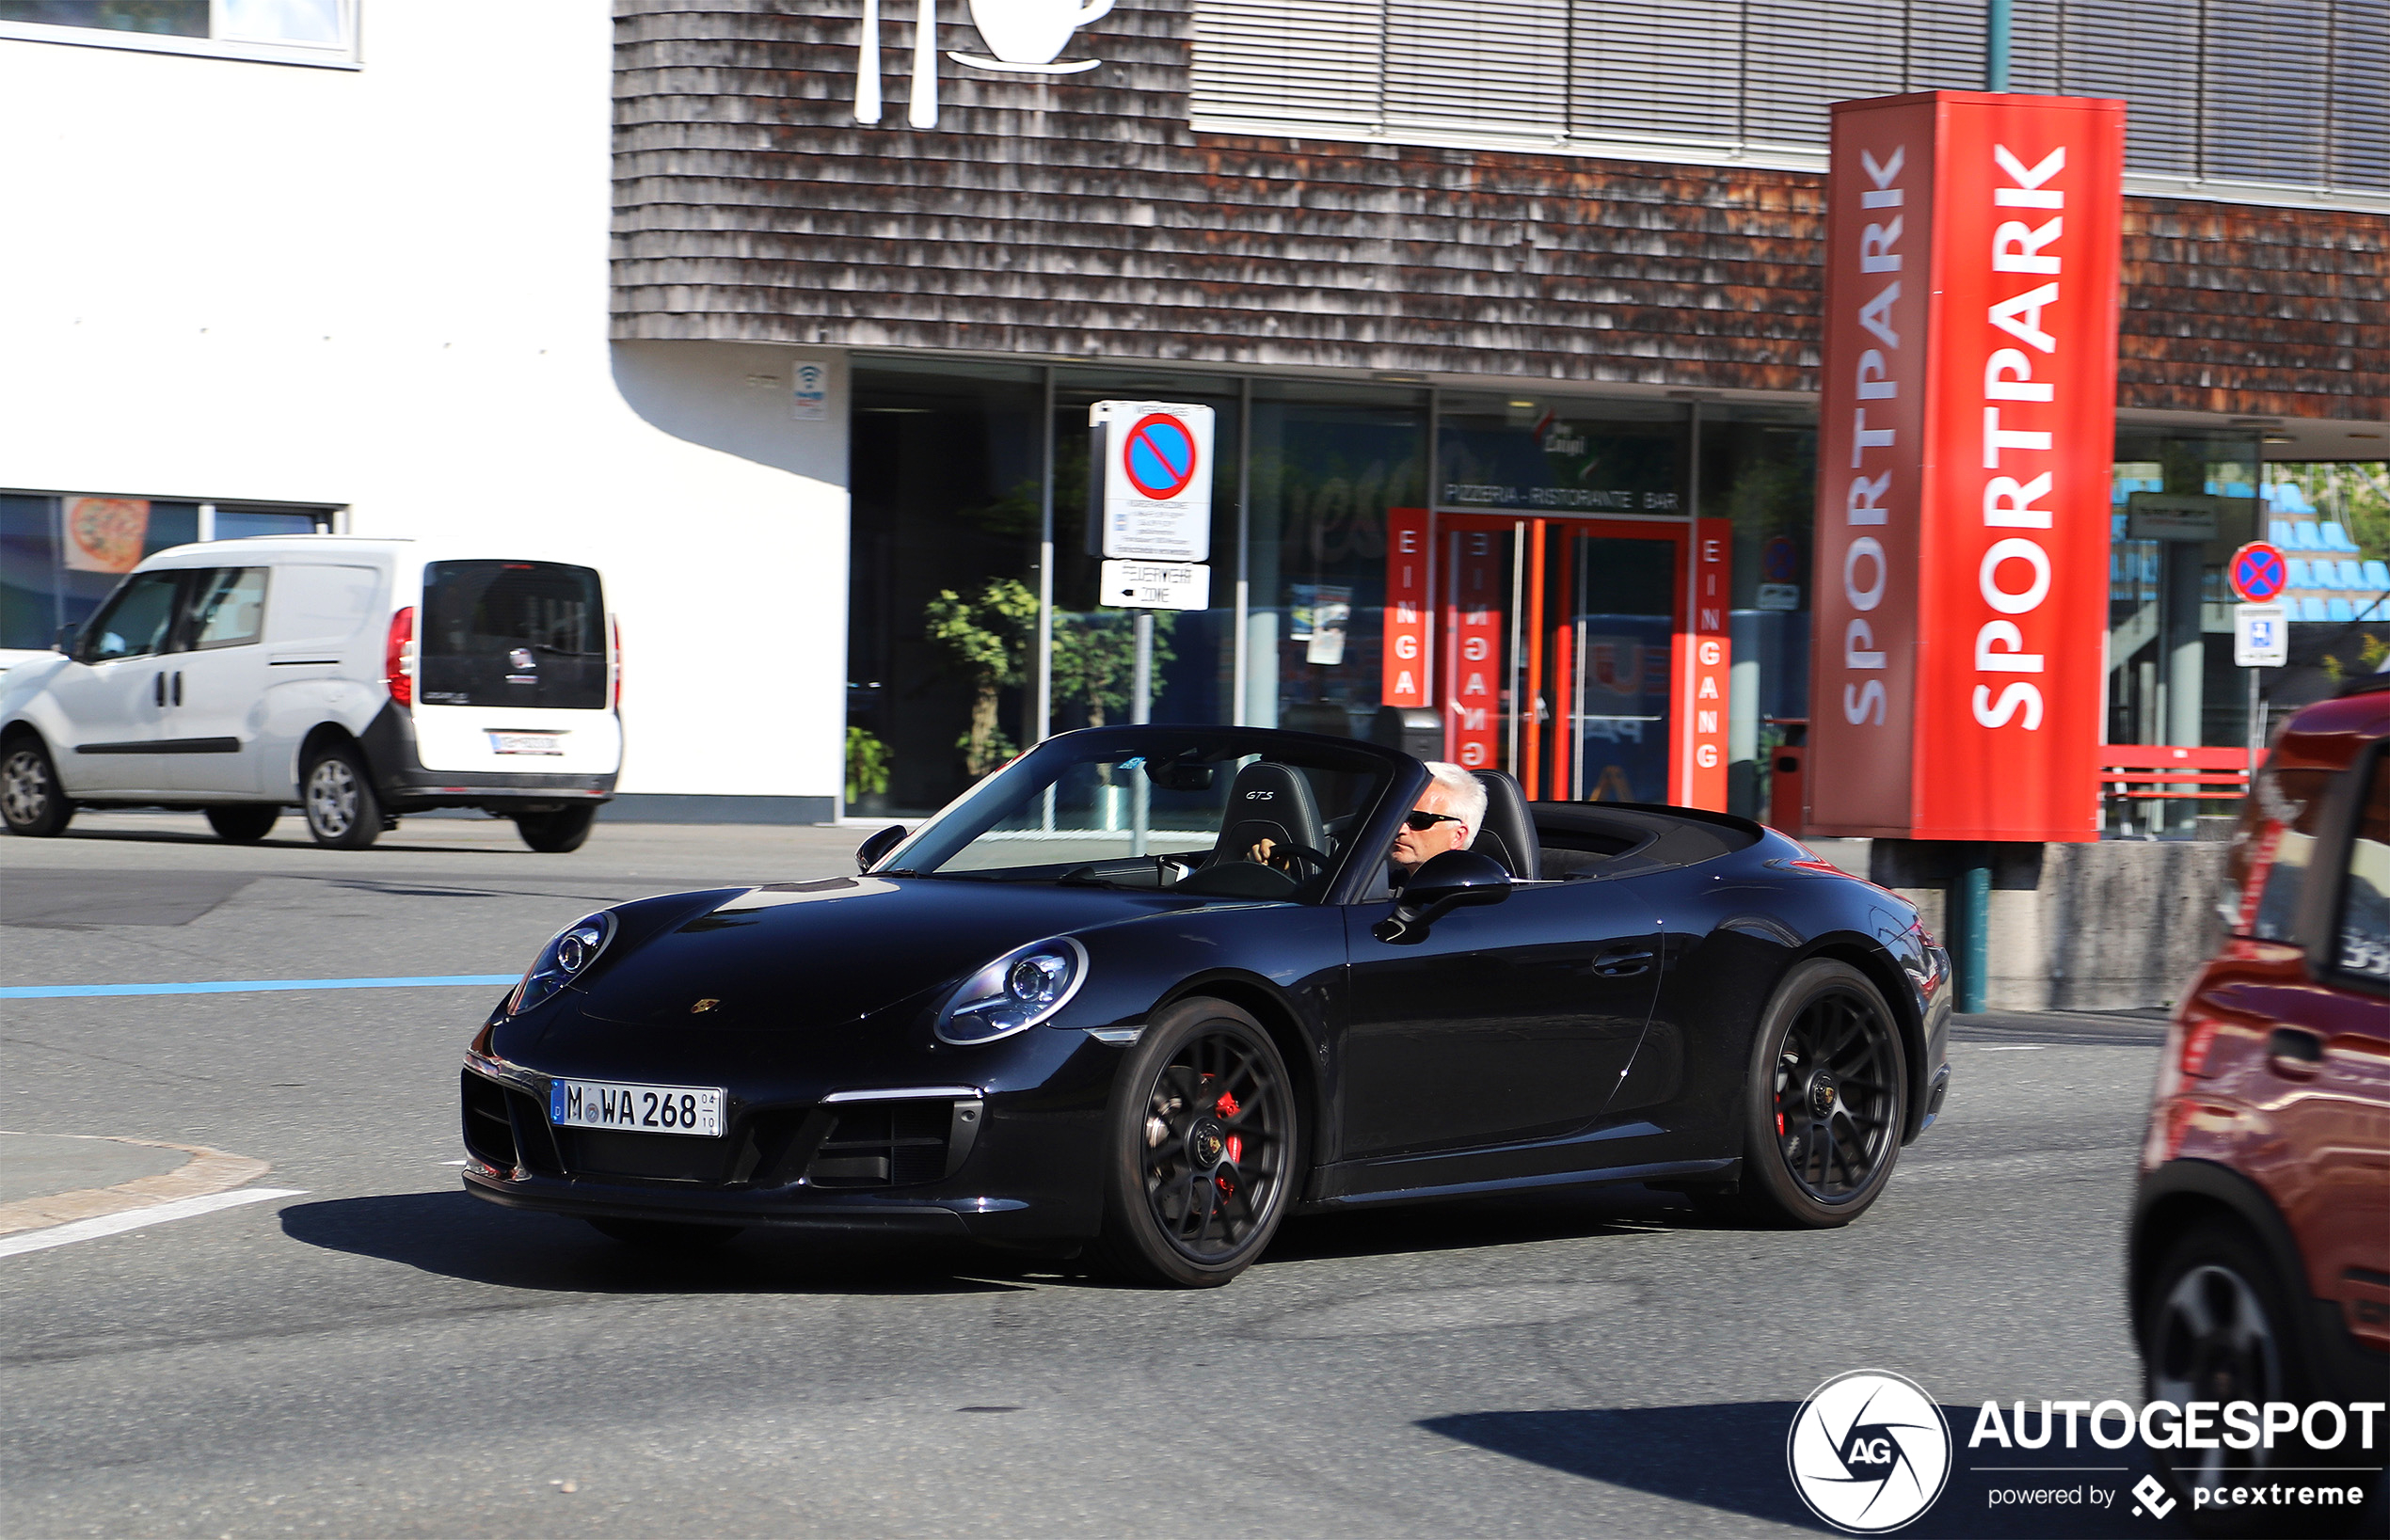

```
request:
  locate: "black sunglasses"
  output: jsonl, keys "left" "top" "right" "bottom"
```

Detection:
{"left": 1403, "top": 810, "right": 1464, "bottom": 832}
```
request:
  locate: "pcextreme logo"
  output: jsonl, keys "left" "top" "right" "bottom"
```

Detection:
{"left": 1787, "top": 1370, "right": 1953, "bottom": 1532}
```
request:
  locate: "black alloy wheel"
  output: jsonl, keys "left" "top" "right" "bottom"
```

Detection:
{"left": 1723, "top": 959, "right": 1908, "bottom": 1227}
{"left": 515, "top": 804, "right": 597, "bottom": 853}
{"left": 301, "top": 741, "right": 381, "bottom": 849}
{"left": 205, "top": 805, "right": 279, "bottom": 843}
{"left": 586, "top": 1218, "right": 744, "bottom": 1251}
{"left": 1, "top": 736, "right": 72, "bottom": 836}
{"left": 2143, "top": 1221, "right": 2376, "bottom": 1537}
{"left": 1096, "top": 997, "right": 1299, "bottom": 1288}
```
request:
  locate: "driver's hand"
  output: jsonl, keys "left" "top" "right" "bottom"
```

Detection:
{"left": 1245, "top": 837, "right": 1279, "bottom": 866}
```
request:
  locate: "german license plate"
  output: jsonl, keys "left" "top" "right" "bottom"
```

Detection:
{"left": 549, "top": 1079, "right": 724, "bottom": 1136}
{"left": 489, "top": 731, "right": 564, "bottom": 755}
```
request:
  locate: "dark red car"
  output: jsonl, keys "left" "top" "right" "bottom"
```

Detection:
{"left": 2131, "top": 678, "right": 2390, "bottom": 1532}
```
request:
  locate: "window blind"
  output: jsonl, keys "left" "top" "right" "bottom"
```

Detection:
{"left": 2323, "top": 0, "right": 2389, "bottom": 191}
{"left": 1384, "top": 0, "right": 1570, "bottom": 135}
{"left": 1743, "top": 0, "right": 1908, "bottom": 148}
{"left": 2203, "top": 0, "right": 2332, "bottom": 185}
{"left": 1191, "top": 0, "right": 1386, "bottom": 126}
{"left": 2057, "top": 0, "right": 2200, "bottom": 176}
{"left": 1568, "top": 0, "right": 1744, "bottom": 146}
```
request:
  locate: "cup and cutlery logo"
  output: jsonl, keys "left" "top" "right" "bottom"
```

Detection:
{"left": 1787, "top": 1370, "right": 1953, "bottom": 1532}
{"left": 855, "top": 0, "right": 1111, "bottom": 129}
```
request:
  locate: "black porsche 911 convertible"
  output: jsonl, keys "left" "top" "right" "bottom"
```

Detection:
{"left": 461, "top": 725, "right": 1952, "bottom": 1287}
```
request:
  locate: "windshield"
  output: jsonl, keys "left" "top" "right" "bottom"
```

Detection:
{"left": 876, "top": 727, "right": 1405, "bottom": 903}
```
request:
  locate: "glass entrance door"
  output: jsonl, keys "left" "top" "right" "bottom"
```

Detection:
{"left": 1440, "top": 516, "right": 1687, "bottom": 802}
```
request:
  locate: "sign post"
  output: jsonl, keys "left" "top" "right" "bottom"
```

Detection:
{"left": 2229, "top": 543, "right": 2290, "bottom": 786}
{"left": 1091, "top": 401, "right": 1215, "bottom": 738}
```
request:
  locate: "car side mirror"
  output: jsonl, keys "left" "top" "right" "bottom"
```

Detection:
{"left": 1372, "top": 848, "right": 1510, "bottom": 944}
{"left": 53, "top": 623, "right": 78, "bottom": 658}
{"left": 853, "top": 822, "right": 908, "bottom": 873}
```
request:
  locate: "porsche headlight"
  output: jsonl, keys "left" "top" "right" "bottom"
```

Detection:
{"left": 937, "top": 936, "right": 1088, "bottom": 1044}
{"left": 508, "top": 911, "right": 617, "bottom": 1015}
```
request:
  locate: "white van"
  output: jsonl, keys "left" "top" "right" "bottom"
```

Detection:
{"left": 0, "top": 537, "right": 621, "bottom": 850}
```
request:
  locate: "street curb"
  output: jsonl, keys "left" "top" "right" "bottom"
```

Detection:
{"left": 0, "top": 1134, "right": 271, "bottom": 1237}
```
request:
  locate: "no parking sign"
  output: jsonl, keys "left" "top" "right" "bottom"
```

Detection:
{"left": 1090, "top": 401, "right": 1213, "bottom": 563}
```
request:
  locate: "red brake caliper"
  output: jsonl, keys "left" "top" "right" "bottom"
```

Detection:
{"left": 1214, "top": 1087, "right": 1242, "bottom": 1187}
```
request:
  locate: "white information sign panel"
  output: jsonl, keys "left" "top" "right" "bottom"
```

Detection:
{"left": 1102, "top": 560, "right": 1210, "bottom": 611}
{"left": 1092, "top": 400, "right": 1213, "bottom": 563}
{"left": 2234, "top": 604, "right": 2288, "bottom": 668}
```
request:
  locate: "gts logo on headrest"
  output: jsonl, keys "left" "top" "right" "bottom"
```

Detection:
{"left": 1245, "top": 789, "right": 1275, "bottom": 800}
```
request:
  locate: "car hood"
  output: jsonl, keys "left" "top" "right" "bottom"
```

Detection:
{"left": 565, "top": 875, "right": 1196, "bottom": 1033}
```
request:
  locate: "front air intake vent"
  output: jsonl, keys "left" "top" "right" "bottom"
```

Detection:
{"left": 805, "top": 1097, "right": 980, "bottom": 1188}
{"left": 461, "top": 1071, "right": 518, "bottom": 1170}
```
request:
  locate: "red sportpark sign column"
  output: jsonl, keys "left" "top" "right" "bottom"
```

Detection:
{"left": 1808, "top": 91, "right": 2125, "bottom": 842}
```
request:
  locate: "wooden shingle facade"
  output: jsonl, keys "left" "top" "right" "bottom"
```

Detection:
{"left": 613, "top": 0, "right": 2388, "bottom": 421}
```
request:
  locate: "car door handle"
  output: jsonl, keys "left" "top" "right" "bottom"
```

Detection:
{"left": 1591, "top": 947, "right": 1655, "bottom": 977}
{"left": 171, "top": 671, "right": 183, "bottom": 706}
{"left": 2267, "top": 1027, "right": 2324, "bottom": 1079}
{"left": 153, "top": 672, "right": 166, "bottom": 706}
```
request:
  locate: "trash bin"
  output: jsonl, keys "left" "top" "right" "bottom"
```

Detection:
{"left": 1767, "top": 744, "right": 1806, "bottom": 835}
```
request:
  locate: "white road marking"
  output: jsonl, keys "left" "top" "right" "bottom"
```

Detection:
{"left": 0, "top": 1187, "right": 304, "bottom": 1260}
{"left": 1975, "top": 1044, "right": 2049, "bottom": 1051}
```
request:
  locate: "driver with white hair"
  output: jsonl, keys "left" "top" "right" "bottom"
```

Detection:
{"left": 1243, "top": 758, "right": 1484, "bottom": 883}
{"left": 1390, "top": 760, "right": 1485, "bottom": 881}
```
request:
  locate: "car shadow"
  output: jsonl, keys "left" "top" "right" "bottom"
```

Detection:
{"left": 1264, "top": 1182, "right": 1687, "bottom": 1265}
{"left": 279, "top": 1189, "right": 1051, "bottom": 1296}
{"left": 1422, "top": 1404, "right": 2181, "bottom": 1536}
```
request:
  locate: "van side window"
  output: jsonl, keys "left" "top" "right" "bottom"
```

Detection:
{"left": 2335, "top": 754, "right": 2390, "bottom": 983}
{"left": 82, "top": 571, "right": 183, "bottom": 661}
{"left": 185, "top": 567, "right": 269, "bottom": 650}
{"left": 263, "top": 564, "right": 376, "bottom": 645}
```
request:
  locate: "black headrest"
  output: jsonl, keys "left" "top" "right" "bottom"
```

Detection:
{"left": 1211, "top": 760, "right": 1326, "bottom": 863}
{"left": 1472, "top": 769, "right": 1539, "bottom": 881}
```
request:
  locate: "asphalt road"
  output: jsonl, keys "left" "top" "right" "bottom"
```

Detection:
{"left": 0, "top": 811, "right": 2350, "bottom": 1539}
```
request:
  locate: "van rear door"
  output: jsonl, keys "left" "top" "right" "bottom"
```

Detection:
{"left": 410, "top": 560, "right": 620, "bottom": 776}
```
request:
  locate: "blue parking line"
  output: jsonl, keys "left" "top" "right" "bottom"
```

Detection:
{"left": 0, "top": 975, "right": 518, "bottom": 1000}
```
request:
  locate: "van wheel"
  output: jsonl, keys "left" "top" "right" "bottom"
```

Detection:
{"left": 1, "top": 737, "right": 72, "bottom": 837}
{"left": 205, "top": 805, "right": 279, "bottom": 843}
{"left": 515, "top": 805, "right": 596, "bottom": 853}
{"left": 301, "top": 742, "right": 381, "bottom": 849}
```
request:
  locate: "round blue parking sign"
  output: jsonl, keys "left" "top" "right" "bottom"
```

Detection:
{"left": 2229, "top": 541, "right": 2287, "bottom": 603}
{"left": 1123, "top": 413, "right": 1200, "bottom": 500}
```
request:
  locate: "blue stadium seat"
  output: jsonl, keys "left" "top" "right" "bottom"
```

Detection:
{"left": 2340, "top": 560, "right": 2367, "bottom": 588}
{"left": 2287, "top": 558, "right": 2316, "bottom": 587}
{"left": 2322, "top": 521, "right": 2360, "bottom": 552}
{"left": 2329, "top": 598, "right": 2356, "bottom": 622}
{"left": 2365, "top": 561, "right": 2390, "bottom": 590}
{"left": 2270, "top": 519, "right": 2298, "bottom": 547}
{"left": 2293, "top": 522, "right": 2325, "bottom": 550}
{"left": 2301, "top": 597, "right": 2330, "bottom": 621}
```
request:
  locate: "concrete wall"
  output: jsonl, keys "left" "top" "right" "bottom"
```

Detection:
{"left": 1810, "top": 837, "right": 2231, "bottom": 1012}
{"left": 0, "top": 8, "right": 851, "bottom": 815}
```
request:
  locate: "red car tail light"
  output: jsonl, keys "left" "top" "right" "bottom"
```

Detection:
{"left": 385, "top": 606, "right": 415, "bottom": 706}
{"left": 612, "top": 617, "right": 623, "bottom": 710}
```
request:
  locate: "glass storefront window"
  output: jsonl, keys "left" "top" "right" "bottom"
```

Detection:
{"left": 1700, "top": 405, "right": 1817, "bottom": 821}
{"left": 1247, "top": 380, "right": 1427, "bottom": 737}
{"left": 847, "top": 359, "right": 1045, "bottom": 816}
{"left": 0, "top": 495, "right": 201, "bottom": 654}
{"left": 1048, "top": 367, "right": 1241, "bottom": 733}
{"left": 1437, "top": 393, "right": 1685, "bottom": 515}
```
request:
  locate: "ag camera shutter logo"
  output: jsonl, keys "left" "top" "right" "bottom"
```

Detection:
{"left": 1787, "top": 1370, "right": 1952, "bottom": 1532}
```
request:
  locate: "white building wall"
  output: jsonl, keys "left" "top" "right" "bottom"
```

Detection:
{"left": 0, "top": 4, "right": 850, "bottom": 811}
